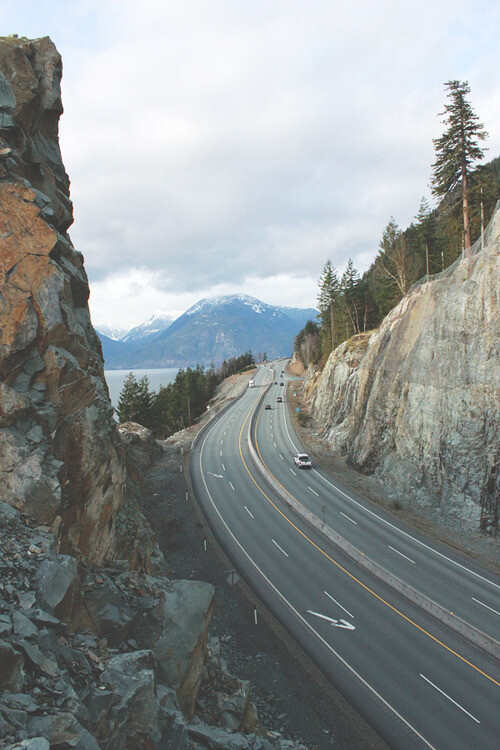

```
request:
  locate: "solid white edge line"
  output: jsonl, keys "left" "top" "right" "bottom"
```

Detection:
{"left": 388, "top": 546, "right": 416, "bottom": 564}
{"left": 197, "top": 415, "right": 437, "bottom": 750}
{"left": 419, "top": 674, "right": 480, "bottom": 724}
{"left": 472, "top": 597, "right": 500, "bottom": 617}
{"left": 324, "top": 590, "right": 354, "bottom": 619}
{"left": 279, "top": 387, "right": 499, "bottom": 591}
{"left": 340, "top": 511, "right": 357, "bottom": 525}
{"left": 272, "top": 539, "right": 289, "bottom": 557}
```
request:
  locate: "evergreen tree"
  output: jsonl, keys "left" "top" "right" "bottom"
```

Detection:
{"left": 317, "top": 260, "right": 340, "bottom": 353}
{"left": 431, "top": 80, "right": 488, "bottom": 250}
{"left": 117, "top": 373, "right": 152, "bottom": 426}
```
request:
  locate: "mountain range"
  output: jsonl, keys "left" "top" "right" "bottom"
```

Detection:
{"left": 96, "top": 294, "right": 317, "bottom": 369}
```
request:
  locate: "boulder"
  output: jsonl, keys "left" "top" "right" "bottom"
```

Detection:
{"left": 0, "top": 639, "right": 25, "bottom": 692}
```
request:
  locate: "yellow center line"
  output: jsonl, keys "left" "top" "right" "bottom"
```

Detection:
{"left": 236, "top": 395, "right": 500, "bottom": 688}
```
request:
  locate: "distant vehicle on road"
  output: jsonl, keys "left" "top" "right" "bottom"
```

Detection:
{"left": 280, "top": 382, "right": 284, "bottom": 386}
{"left": 249, "top": 380, "right": 255, "bottom": 388}
{"left": 264, "top": 404, "right": 272, "bottom": 410}
{"left": 276, "top": 397, "right": 282, "bottom": 403}
{"left": 293, "top": 453, "right": 312, "bottom": 469}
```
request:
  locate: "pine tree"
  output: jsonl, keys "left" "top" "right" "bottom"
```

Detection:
{"left": 116, "top": 372, "right": 152, "bottom": 426}
{"left": 317, "top": 260, "right": 340, "bottom": 352}
{"left": 431, "top": 80, "right": 488, "bottom": 250}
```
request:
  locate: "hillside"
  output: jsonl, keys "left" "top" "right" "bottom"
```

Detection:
{"left": 302, "top": 206, "right": 500, "bottom": 534}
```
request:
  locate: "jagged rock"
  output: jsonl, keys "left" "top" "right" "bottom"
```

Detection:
{"left": 0, "top": 36, "right": 129, "bottom": 566}
{"left": 4, "top": 740, "right": 50, "bottom": 750}
{"left": 34, "top": 555, "right": 87, "bottom": 631}
{"left": 99, "top": 650, "right": 160, "bottom": 749}
{"left": 130, "top": 576, "right": 215, "bottom": 718}
{"left": 0, "top": 639, "right": 25, "bottom": 692}
{"left": 82, "top": 572, "right": 135, "bottom": 646}
{"left": 25, "top": 713, "right": 100, "bottom": 750}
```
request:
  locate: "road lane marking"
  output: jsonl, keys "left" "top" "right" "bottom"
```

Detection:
{"left": 290, "top": 468, "right": 296, "bottom": 475}
{"left": 389, "top": 546, "right": 416, "bottom": 564}
{"left": 277, "top": 396, "right": 500, "bottom": 590}
{"left": 340, "top": 511, "right": 357, "bottom": 524}
{"left": 220, "top": 450, "right": 223, "bottom": 456}
{"left": 472, "top": 597, "right": 500, "bottom": 617}
{"left": 229, "top": 481, "right": 235, "bottom": 491}
{"left": 420, "top": 674, "right": 480, "bottom": 723}
{"left": 198, "top": 419, "right": 438, "bottom": 750}
{"left": 244, "top": 506, "right": 254, "bottom": 518}
{"left": 279, "top": 453, "right": 283, "bottom": 460}
{"left": 222, "top": 463, "right": 225, "bottom": 472}
{"left": 272, "top": 539, "right": 289, "bottom": 557}
{"left": 207, "top": 471, "right": 223, "bottom": 478}
{"left": 308, "top": 487, "right": 319, "bottom": 497}
{"left": 249, "top": 404, "right": 500, "bottom": 688}
{"left": 324, "top": 590, "right": 354, "bottom": 619}
{"left": 274, "top": 442, "right": 277, "bottom": 447}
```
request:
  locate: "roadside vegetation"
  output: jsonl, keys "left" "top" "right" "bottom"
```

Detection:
{"left": 116, "top": 351, "right": 255, "bottom": 437}
{"left": 295, "top": 80, "right": 499, "bottom": 369}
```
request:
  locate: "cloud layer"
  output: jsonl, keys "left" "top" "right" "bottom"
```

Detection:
{"left": 3, "top": 0, "right": 500, "bottom": 327}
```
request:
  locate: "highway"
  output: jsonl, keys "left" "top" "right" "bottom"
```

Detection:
{"left": 189, "top": 363, "right": 500, "bottom": 749}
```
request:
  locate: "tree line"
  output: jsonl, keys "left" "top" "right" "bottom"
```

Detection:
{"left": 116, "top": 351, "right": 255, "bottom": 437}
{"left": 295, "top": 80, "right": 499, "bottom": 368}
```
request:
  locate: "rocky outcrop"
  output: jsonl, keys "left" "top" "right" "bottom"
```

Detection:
{"left": 307, "top": 210, "right": 500, "bottom": 531}
{"left": 0, "top": 36, "right": 127, "bottom": 563}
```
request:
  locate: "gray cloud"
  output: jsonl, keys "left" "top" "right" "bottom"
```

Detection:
{"left": 3, "top": 0, "right": 500, "bottom": 326}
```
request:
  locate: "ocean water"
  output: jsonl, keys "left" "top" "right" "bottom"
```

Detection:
{"left": 104, "top": 368, "right": 179, "bottom": 408}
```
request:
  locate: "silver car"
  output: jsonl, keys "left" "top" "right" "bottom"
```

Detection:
{"left": 293, "top": 453, "right": 312, "bottom": 469}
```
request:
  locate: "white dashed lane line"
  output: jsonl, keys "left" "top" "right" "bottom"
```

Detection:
{"left": 272, "top": 539, "right": 289, "bottom": 557}
{"left": 308, "top": 486, "right": 319, "bottom": 497}
{"left": 244, "top": 506, "right": 254, "bottom": 518}
{"left": 420, "top": 675, "right": 480, "bottom": 724}
{"left": 388, "top": 546, "right": 415, "bottom": 564}
{"left": 340, "top": 512, "right": 357, "bottom": 525}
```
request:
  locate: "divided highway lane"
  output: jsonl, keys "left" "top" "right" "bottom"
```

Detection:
{"left": 190, "top": 365, "right": 500, "bottom": 750}
{"left": 254, "top": 372, "right": 500, "bottom": 644}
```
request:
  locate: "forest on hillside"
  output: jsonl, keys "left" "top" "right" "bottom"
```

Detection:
{"left": 295, "top": 81, "right": 499, "bottom": 368}
{"left": 116, "top": 351, "right": 255, "bottom": 438}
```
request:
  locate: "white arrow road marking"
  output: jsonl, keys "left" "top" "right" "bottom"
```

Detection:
{"left": 207, "top": 472, "right": 223, "bottom": 478}
{"left": 324, "top": 590, "right": 354, "bottom": 619}
{"left": 307, "top": 610, "right": 356, "bottom": 630}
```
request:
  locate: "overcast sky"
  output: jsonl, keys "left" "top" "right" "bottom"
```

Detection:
{"left": 3, "top": 1, "right": 500, "bottom": 329}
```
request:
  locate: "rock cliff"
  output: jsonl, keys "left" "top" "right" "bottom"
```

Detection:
{"left": 0, "top": 35, "right": 127, "bottom": 564}
{"left": 306, "top": 210, "right": 500, "bottom": 532}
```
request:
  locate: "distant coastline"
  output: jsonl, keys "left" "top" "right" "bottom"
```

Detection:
{"left": 105, "top": 368, "right": 179, "bottom": 409}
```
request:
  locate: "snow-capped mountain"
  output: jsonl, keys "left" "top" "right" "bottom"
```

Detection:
{"left": 121, "top": 311, "right": 178, "bottom": 343}
{"left": 100, "top": 294, "right": 317, "bottom": 369}
{"left": 95, "top": 324, "right": 129, "bottom": 341}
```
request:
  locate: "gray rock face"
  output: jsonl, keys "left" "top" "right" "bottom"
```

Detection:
{"left": 308, "top": 207, "right": 500, "bottom": 531}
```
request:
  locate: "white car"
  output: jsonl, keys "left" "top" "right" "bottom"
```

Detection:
{"left": 293, "top": 453, "right": 312, "bottom": 469}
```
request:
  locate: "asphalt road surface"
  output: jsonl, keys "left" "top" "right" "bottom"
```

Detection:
{"left": 190, "top": 363, "right": 500, "bottom": 750}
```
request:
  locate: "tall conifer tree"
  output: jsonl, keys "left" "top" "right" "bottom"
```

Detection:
{"left": 431, "top": 80, "right": 488, "bottom": 250}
